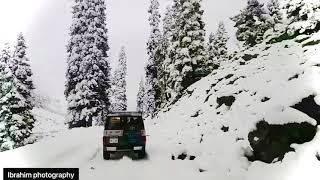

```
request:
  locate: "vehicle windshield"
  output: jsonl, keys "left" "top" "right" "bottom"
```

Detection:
{"left": 106, "top": 116, "right": 144, "bottom": 131}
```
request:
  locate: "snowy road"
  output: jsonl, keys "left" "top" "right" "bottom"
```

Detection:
{"left": 0, "top": 123, "right": 320, "bottom": 180}
{"left": 0, "top": 126, "right": 214, "bottom": 180}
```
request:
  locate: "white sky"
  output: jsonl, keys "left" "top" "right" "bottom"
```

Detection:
{"left": 0, "top": 0, "right": 265, "bottom": 110}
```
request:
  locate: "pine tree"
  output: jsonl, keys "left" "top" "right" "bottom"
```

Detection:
{"left": 10, "top": 33, "right": 35, "bottom": 108}
{"left": 162, "top": 0, "right": 182, "bottom": 103}
{"left": 0, "top": 43, "right": 11, "bottom": 65}
{"left": 206, "top": 32, "right": 217, "bottom": 70}
{"left": 0, "top": 43, "right": 11, "bottom": 72}
{"left": 157, "top": 6, "right": 175, "bottom": 108}
{"left": 112, "top": 46, "right": 127, "bottom": 111}
{"left": 163, "top": 6, "right": 174, "bottom": 46}
{"left": 214, "top": 22, "right": 229, "bottom": 64}
{"left": 207, "top": 22, "right": 229, "bottom": 69}
{"left": 145, "top": 0, "right": 162, "bottom": 117}
{"left": 136, "top": 78, "right": 145, "bottom": 112}
{"left": 267, "top": 0, "right": 283, "bottom": 30}
{"left": 231, "top": 0, "right": 270, "bottom": 47}
{"left": 160, "top": 3, "right": 182, "bottom": 106}
{"left": 285, "top": 0, "right": 320, "bottom": 35}
{"left": 0, "top": 67, "right": 35, "bottom": 151}
{"left": 165, "top": 0, "right": 207, "bottom": 102}
{"left": 65, "top": 0, "right": 111, "bottom": 128}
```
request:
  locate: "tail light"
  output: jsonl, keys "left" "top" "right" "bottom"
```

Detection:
{"left": 103, "top": 136, "right": 108, "bottom": 145}
{"left": 141, "top": 130, "right": 146, "bottom": 136}
{"left": 141, "top": 130, "right": 146, "bottom": 143}
{"left": 142, "top": 136, "right": 146, "bottom": 143}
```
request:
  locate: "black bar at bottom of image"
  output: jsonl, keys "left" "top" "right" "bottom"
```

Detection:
{"left": 3, "top": 168, "right": 79, "bottom": 180}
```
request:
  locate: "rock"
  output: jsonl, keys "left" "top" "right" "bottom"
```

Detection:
{"left": 216, "top": 96, "right": 235, "bottom": 108}
{"left": 177, "top": 153, "right": 187, "bottom": 160}
{"left": 291, "top": 95, "right": 320, "bottom": 125}
{"left": 247, "top": 121, "right": 316, "bottom": 163}
{"left": 221, "top": 126, "right": 229, "bottom": 132}
{"left": 242, "top": 54, "right": 258, "bottom": 61}
{"left": 261, "top": 97, "right": 270, "bottom": 102}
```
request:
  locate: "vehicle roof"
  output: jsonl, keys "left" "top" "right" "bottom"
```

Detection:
{"left": 107, "top": 111, "right": 142, "bottom": 117}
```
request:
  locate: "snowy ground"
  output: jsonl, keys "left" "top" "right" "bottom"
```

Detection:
{"left": 32, "top": 108, "right": 67, "bottom": 140}
{"left": 1, "top": 33, "right": 320, "bottom": 180}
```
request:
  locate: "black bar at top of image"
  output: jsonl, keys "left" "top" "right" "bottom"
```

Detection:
{"left": 3, "top": 168, "right": 79, "bottom": 180}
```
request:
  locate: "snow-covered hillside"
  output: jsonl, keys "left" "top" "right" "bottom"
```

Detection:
{"left": 32, "top": 94, "right": 67, "bottom": 140}
{"left": 1, "top": 33, "right": 320, "bottom": 180}
{"left": 150, "top": 31, "right": 320, "bottom": 179}
{"left": 32, "top": 108, "right": 67, "bottom": 140}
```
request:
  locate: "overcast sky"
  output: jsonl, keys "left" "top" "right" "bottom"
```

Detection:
{"left": 0, "top": 0, "right": 262, "bottom": 110}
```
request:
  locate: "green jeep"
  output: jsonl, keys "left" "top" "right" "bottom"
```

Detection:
{"left": 103, "top": 112, "right": 146, "bottom": 159}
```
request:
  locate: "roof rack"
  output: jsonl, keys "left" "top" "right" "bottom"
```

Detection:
{"left": 107, "top": 111, "right": 142, "bottom": 117}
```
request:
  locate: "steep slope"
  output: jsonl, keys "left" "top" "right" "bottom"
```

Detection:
{"left": 148, "top": 32, "right": 320, "bottom": 179}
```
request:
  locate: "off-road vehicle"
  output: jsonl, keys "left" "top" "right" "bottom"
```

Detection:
{"left": 103, "top": 111, "right": 146, "bottom": 159}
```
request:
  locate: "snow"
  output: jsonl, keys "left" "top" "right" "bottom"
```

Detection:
{"left": 32, "top": 108, "right": 67, "bottom": 140}
{"left": 2, "top": 25, "right": 320, "bottom": 180}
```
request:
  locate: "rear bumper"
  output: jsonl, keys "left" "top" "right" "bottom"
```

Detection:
{"left": 104, "top": 145, "right": 145, "bottom": 152}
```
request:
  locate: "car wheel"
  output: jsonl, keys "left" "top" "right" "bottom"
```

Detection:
{"left": 137, "top": 150, "right": 146, "bottom": 159}
{"left": 103, "top": 151, "right": 111, "bottom": 160}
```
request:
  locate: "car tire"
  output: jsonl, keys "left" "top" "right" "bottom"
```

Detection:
{"left": 103, "top": 151, "right": 111, "bottom": 160}
{"left": 137, "top": 150, "right": 146, "bottom": 159}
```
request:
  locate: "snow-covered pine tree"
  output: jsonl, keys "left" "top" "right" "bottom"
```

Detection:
{"left": 157, "top": 6, "right": 175, "bottom": 108}
{"left": 206, "top": 32, "right": 217, "bottom": 71}
{"left": 161, "top": 2, "right": 183, "bottom": 106}
{"left": 285, "top": 0, "right": 320, "bottom": 35}
{"left": 65, "top": 0, "right": 111, "bottom": 128}
{"left": 231, "top": 0, "right": 270, "bottom": 47}
{"left": 207, "top": 22, "right": 229, "bottom": 68}
{"left": 267, "top": 0, "right": 283, "bottom": 30}
{"left": 162, "top": 0, "right": 182, "bottom": 103}
{"left": 10, "top": 33, "right": 35, "bottom": 109}
{"left": 214, "top": 22, "right": 229, "bottom": 63}
{"left": 165, "top": 0, "right": 207, "bottom": 102}
{"left": 136, "top": 78, "right": 145, "bottom": 112}
{"left": 112, "top": 46, "right": 127, "bottom": 111}
{"left": 163, "top": 6, "right": 174, "bottom": 46}
{"left": 0, "top": 67, "right": 35, "bottom": 151}
{"left": 145, "top": 0, "right": 162, "bottom": 117}
{"left": 0, "top": 43, "right": 11, "bottom": 64}
{"left": 0, "top": 43, "right": 12, "bottom": 72}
